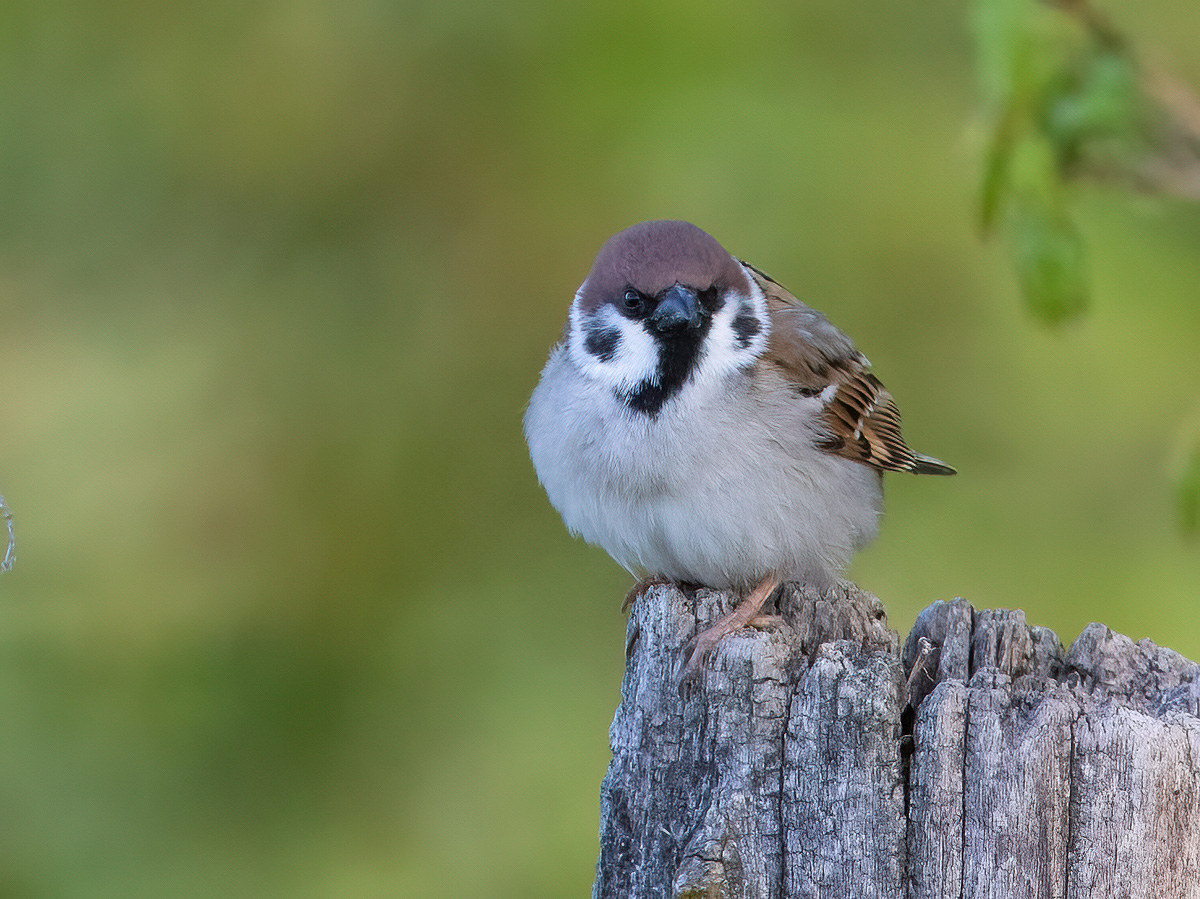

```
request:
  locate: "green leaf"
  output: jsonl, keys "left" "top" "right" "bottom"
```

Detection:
{"left": 972, "top": 0, "right": 1072, "bottom": 107}
{"left": 1047, "top": 49, "right": 1139, "bottom": 146}
{"left": 1009, "top": 199, "right": 1088, "bottom": 323}
{"left": 979, "top": 105, "right": 1018, "bottom": 232}
{"left": 1008, "top": 133, "right": 1059, "bottom": 203}
{"left": 972, "top": 0, "right": 1025, "bottom": 102}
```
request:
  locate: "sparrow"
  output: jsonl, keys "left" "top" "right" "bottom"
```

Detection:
{"left": 524, "top": 220, "right": 954, "bottom": 678}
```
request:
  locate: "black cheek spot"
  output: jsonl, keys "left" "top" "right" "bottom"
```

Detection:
{"left": 731, "top": 307, "right": 761, "bottom": 349}
{"left": 585, "top": 327, "right": 621, "bottom": 362}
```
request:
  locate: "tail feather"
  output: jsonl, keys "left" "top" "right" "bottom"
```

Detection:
{"left": 911, "top": 454, "right": 956, "bottom": 476}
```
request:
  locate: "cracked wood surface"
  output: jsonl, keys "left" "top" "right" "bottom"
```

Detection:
{"left": 594, "top": 586, "right": 1200, "bottom": 899}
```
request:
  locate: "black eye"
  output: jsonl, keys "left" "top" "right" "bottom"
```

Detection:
{"left": 622, "top": 289, "right": 646, "bottom": 316}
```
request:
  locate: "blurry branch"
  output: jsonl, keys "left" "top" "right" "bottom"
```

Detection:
{"left": 0, "top": 493, "right": 13, "bottom": 572}
{"left": 972, "top": 0, "right": 1200, "bottom": 537}
{"left": 1136, "top": 68, "right": 1200, "bottom": 200}
{"left": 972, "top": 0, "right": 1200, "bottom": 323}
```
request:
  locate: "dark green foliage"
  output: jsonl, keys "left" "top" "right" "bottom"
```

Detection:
{"left": 972, "top": 0, "right": 1143, "bottom": 323}
{"left": 1008, "top": 194, "right": 1088, "bottom": 324}
{"left": 974, "top": 0, "right": 1200, "bottom": 534}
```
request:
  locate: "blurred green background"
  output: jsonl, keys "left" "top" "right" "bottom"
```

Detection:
{"left": 1, "top": 0, "right": 1198, "bottom": 895}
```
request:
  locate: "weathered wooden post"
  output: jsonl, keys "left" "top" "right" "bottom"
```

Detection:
{"left": 594, "top": 583, "right": 1200, "bottom": 898}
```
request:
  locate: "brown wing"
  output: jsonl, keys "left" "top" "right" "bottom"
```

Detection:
{"left": 742, "top": 261, "right": 955, "bottom": 476}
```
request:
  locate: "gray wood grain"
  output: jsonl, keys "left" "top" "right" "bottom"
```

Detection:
{"left": 595, "top": 587, "right": 1200, "bottom": 898}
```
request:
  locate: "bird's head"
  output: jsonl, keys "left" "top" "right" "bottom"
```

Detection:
{"left": 567, "top": 221, "right": 770, "bottom": 416}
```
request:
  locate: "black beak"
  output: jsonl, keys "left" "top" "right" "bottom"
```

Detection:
{"left": 648, "top": 284, "right": 703, "bottom": 334}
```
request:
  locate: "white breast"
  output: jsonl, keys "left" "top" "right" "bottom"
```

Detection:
{"left": 524, "top": 345, "right": 883, "bottom": 591}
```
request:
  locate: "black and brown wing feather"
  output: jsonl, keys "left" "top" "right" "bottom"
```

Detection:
{"left": 741, "top": 261, "right": 955, "bottom": 476}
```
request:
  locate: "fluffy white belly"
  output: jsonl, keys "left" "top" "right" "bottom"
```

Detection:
{"left": 525, "top": 347, "right": 883, "bottom": 591}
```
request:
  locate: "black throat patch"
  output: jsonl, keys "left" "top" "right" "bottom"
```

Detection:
{"left": 623, "top": 318, "right": 713, "bottom": 417}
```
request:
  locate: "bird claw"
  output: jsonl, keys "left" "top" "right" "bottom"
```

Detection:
{"left": 674, "top": 627, "right": 725, "bottom": 695}
{"left": 672, "top": 576, "right": 784, "bottom": 696}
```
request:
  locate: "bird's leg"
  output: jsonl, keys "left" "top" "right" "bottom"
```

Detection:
{"left": 622, "top": 575, "right": 672, "bottom": 613}
{"left": 677, "top": 574, "right": 783, "bottom": 684}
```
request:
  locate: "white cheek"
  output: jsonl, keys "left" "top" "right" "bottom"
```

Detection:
{"left": 692, "top": 281, "right": 770, "bottom": 386}
{"left": 568, "top": 296, "right": 660, "bottom": 392}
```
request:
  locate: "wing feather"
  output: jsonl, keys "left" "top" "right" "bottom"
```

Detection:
{"left": 741, "top": 261, "right": 955, "bottom": 476}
